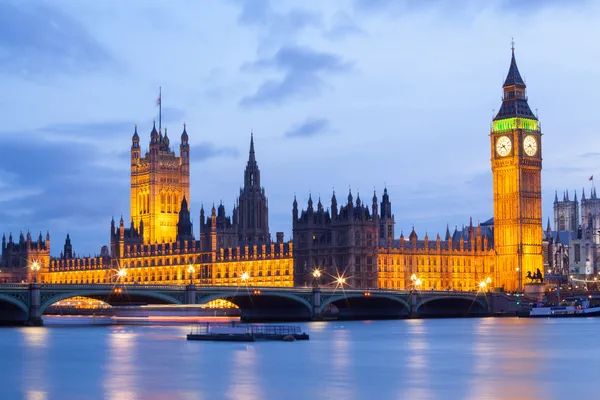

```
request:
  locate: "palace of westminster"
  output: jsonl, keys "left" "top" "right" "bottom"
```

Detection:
{"left": 1, "top": 48, "right": 581, "bottom": 292}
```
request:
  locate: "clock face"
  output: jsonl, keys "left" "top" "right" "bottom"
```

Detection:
{"left": 496, "top": 136, "right": 512, "bottom": 157}
{"left": 523, "top": 135, "right": 538, "bottom": 156}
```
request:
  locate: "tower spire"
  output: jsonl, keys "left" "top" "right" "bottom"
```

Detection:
{"left": 493, "top": 43, "right": 536, "bottom": 121}
{"left": 157, "top": 86, "right": 162, "bottom": 131}
{"left": 249, "top": 130, "right": 255, "bottom": 163}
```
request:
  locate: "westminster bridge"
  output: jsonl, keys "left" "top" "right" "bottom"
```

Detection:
{"left": 0, "top": 283, "right": 524, "bottom": 325}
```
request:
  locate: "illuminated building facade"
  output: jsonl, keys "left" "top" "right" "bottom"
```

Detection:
{"left": 43, "top": 132, "right": 293, "bottom": 287}
{"left": 490, "top": 45, "right": 543, "bottom": 291}
{"left": 12, "top": 47, "right": 544, "bottom": 293}
{"left": 130, "top": 122, "right": 190, "bottom": 244}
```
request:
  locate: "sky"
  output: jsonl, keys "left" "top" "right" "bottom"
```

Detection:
{"left": 1, "top": 0, "right": 599, "bottom": 257}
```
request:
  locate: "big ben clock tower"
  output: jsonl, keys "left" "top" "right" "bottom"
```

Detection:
{"left": 491, "top": 44, "right": 543, "bottom": 292}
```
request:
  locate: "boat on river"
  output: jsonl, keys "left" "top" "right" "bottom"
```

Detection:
{"left": 186, "top": 323, "right": 310, "bottom": 342}
{"left": 529, "top": 295, "right": 600, "bottom": 318}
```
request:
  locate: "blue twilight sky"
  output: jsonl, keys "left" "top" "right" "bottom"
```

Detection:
{"left": 1, "top": 0, "right": 599, "bottom": 256}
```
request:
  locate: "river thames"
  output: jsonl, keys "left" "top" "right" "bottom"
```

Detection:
{"left": 0, "top": 316, "right": 597, "bottom": 399}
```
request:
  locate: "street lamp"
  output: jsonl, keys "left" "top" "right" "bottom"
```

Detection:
{"left": 312, "top": 268, "right": 321, "bottom": 288}
{"left": 30, "top": 261, "right": 40, "bottom": 283}
{"left": 187, "top": 265, "right": 195, "bottom": 285}
{"left": 336, "top": 276, "right": 346, "bottom": 286}
{"left": 241, "top": 272, "right": 250, "bottom": 285}
{"left": 117, "top": 268, "right": 127, "bottom": 282}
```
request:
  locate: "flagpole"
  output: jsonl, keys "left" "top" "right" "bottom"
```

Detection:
{"left": 159, "top": 86, "right": 162, "bottom": 132}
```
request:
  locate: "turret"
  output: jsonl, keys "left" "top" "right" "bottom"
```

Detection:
{"left": 409, "top": 226, "right": 417, "bottom": 244}
{"left": 372, "top": 190, "right": 378, "bottom": 218}
{"left": 131, "top": 124, "right": 140, "bottom": 166}
{"left": 177, "top": 196, "right": 194, "bottom": 241}
{"left": 331, "top": 191, "right": 338, "bottom": 219}
{"left": 64, "top": 234, "right": 73, "bottom": 259}
{"left": 180, "top": 123, "right": 189, "bottom": 165}
{"left": 163, "top": 127, "right": 170, "bottom": 149}
{"left": 293, "top": 196, "right": 298, "bottom": 221}
{"left": 150, "top": 120, "right": 159, "bottom": 144}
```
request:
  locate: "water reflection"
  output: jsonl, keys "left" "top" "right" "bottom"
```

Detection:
{"left": 4, "top": 317, "right": 600, "bottom": 399}
{"left": 226, "top": 346, "right": 263, "bottom": 400}
{"left": 104, "top": 329, "right": 138, "bottom": 400}
{"left": 323, "top": 327, "right": 355, "bottom": 400}
{"left": 467, "top": 318, "right": 548, "bottom": 400}
{"left": 21, "top": 327, "right": 48, "bottom": 400}
{"left": 401, "top": 319, "right": 432, "bottom": 400}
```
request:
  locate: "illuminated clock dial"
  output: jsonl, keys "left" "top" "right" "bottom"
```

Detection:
{"left": 496, "top": 136, "right": 512, "bottom": 157}
{"left": 523, "top": 135, "right": 538, "bottom": 156}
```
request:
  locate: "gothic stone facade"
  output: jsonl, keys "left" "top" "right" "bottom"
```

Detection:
{"left": 1, "top": 232, "right": 50, "bottom": 283}
{"left": 42, "top": 132, "right": 293, "bottom": 287}
{"left": 26, "top": 48, "right": 544, "bottom": 292}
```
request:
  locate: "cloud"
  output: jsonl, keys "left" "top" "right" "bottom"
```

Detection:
{"left": 285, "top": 118, "right": 330, "bottom": 138}
{"left": 325, "top": 12, "right": 366, "bottom": 40}
{"left": 240, "top": 45, "right": 353, "bottom": 106}
{"left": 230, "top": 0, "right": 320, "bottom": 49}
{"left": 579, "top": 152, "right": 600, "bottom": 159}
{"left": 190, "top": 142, "right": 240, "bottom": 162}
{"left": 0, "top": 131, "right": 128, "bottom": 255}
{"left": 353, "top": 0, "right": 589, "bottom": 15}
{"left": 0, "top": 1, "right": 111, "bottom": 77}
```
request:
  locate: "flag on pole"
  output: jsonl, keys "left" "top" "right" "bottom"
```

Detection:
{"left": 590, "top": 175, "right": 594, "bottom": 181}
{"left": 156, "top": 94, "right": 161, "bottom": 106}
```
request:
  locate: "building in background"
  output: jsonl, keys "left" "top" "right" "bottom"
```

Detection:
{"left": 0, "top": 232, "right": 50, "bottom": 283}
{"left": 551, "top": 188, "right": 600, "bottom": 276}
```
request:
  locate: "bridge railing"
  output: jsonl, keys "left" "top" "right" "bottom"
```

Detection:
{"left": 0, "top": 284, "right": 30, "bottom": 289}
{"left": 37, "top": 284, "right": 188, "bottom": 290}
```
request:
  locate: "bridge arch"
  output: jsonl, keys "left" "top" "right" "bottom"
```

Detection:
{"left": 416, "top": 295, "right": 488, "bottom": 317}
{"left": 40, "top": 289, "right": 182, "bottom": 314}
{"left": 321, "top": 293, "right": 410, "bottom": 320}
{"left": 0, "top": 293, "right": 29, "bottom": 314}
{"left": 198, "top": 291, "right": 313, "bottom": 322}
{"left": 0, "top": 293, "right": 29, "bottom": 325}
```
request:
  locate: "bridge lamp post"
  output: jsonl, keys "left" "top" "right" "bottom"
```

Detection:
{"left": 241, "top": 272, "right": 250, "bottom": 285}
{"left": 117, "top": 269, "right": 127, "bottom": 283}
{"left": 312, "top": 269, "right": 321, "bottom": 288}
{"left": 187, "top": 265, "right": 195, "bottom": 286}
{"left": 30, "top": 261, "right": 41, "bottom": 283}
{"left": 336, "top": 276, "right": 346, "bottom": 288}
